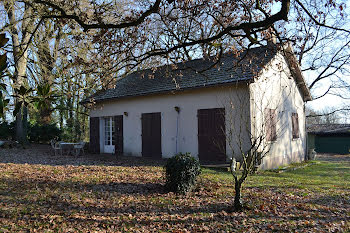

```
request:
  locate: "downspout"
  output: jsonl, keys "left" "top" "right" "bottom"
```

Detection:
{"left": 304, "top": 102, "right": 308, "bottom": 161}
{"left": 175, "top": 106, "right": 180, "bottom": 154}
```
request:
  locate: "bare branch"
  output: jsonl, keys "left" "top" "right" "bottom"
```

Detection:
{"left": 295, "top": 0, "right": 350, "bottom": 34}
{"left": 307, "top": 108, "right": 350, "bottom": 118}
{"left": 32, "top": 0, "right": 162, "bottom": 31}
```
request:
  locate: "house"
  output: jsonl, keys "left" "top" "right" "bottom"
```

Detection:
{"left": 83, "top": 43, "right": 312, "bottom": 169}
{"left": 307, "top": 124, "right": 350, "bottom": 154}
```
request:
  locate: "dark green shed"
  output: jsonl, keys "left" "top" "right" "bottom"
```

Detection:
{"left": 307, "top": 124, "right": 350, "bottom": 154}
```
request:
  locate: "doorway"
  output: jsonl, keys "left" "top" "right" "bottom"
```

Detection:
{"left": 198, "top": 108, "right": 226, "bottom": 163}
{"left": 141, "top": 112, "right": 161, "bottom": 158}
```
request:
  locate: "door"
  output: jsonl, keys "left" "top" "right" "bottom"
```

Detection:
{"left": 114, "top": 115, "right": 123, "bottom": 155}
{"left": 103, "top": 117, "right": 115, "bottom": 154}
{"left": 142, "top": 112, "right": 161, "bottom": 158}
{"left": 198, "top": 108, "right": 226, "bottom": 163}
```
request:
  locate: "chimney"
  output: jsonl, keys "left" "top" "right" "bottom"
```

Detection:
{"left": 266, "top": 28, "right": 278, "bottom": 46}
{"left": 267, "top": 33, "right": 277, "bottom": 46}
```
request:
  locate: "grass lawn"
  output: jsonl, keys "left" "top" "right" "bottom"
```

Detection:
{"left": 0, "top": 158, "right": 349, "bottom": 232}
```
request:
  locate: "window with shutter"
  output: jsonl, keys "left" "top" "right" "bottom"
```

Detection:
{"left": 265, "top": 108, "right": 277, "bottom": 141}
{"left": 292, "top": 113, "right": 299, "bottom": 139}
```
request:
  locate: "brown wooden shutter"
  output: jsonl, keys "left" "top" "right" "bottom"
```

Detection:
{"left": 265, "top": 108, "right": 277, "bottom": 141}
{"left": 292, "top": 113, "right": 299, "bottom": 139}
{"left": 114, "top": 115, "right": 123, "bottom": 155}
{"left": 89, "top": 117, "right": 100, "bottom": 153}
{"left": 271, "top": 109, "right": 277, "bottom": 141}
{"left": 264, "top": 109, "right": 271, "bottom": 141}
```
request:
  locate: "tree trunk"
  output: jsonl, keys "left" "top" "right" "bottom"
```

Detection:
{"left": 82, "top": 108, "right": 88, "bottom": 141}
{"left": 14, "top": 56, "right": 29, "bottom": 144}
{"left": 59, "top": 83, "right": 64, "bottom": 130}
{"left": 59, "top": 104, "right": 63, "bottom": 130}
{"left": 36, "top": 24, "right": 62, "bottom": 124}
{"left": 5, "top": 2, "right": 33, "bottom": 144}
{"left": 40, "top": 108, "right": 52, "bottom": 125}
{"left": 15, "top": 105, "right": 28, "bottom": 144}
{"left": 15, "top": 110, "right": 24, "bottom": 143}
{"left": 233, "top": 181, "right": 243, "bottom": 211}
{"left": 22, "top": 106, "right": 28, "bottom": 143}
{"left": 67, "top": 95, "right": 74, "bottom": 140}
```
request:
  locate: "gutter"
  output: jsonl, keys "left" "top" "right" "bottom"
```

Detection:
{"left": 80, "top": 78, "right": 252, "bottom": 105}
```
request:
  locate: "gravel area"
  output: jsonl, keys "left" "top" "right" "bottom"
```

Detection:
{"left": 316, "top": 153, "right": 350, "bottom": 162}
{"left": 0, "top": 144, "right": 165, "bottom": 167}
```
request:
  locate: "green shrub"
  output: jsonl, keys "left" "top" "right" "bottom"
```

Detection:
{"left": 0, "top": 121, "right": 15, "bottom": 140}
{"left": 0, "top": 121, "right": 61, "bottom": 143}
{"left": 164, "top": 152, "right": 201, "bottom": 194}
{"left": 28, "top": 123, "right": 61, "bottom": 143}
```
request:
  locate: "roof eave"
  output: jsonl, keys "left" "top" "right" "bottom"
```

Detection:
{"left": 283, "top": 44, "right": 312, "bottom": 102}
{"left": 84, "top": 79, "right": 252, "bottom": 104}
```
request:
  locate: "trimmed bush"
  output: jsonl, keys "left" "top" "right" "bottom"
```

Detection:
{"left": 165, "top": 152, "right": 201, "bottom": 194}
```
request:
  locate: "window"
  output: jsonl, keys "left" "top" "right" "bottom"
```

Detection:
{"left": 111, "top": 118, "right": 115, "bottom": 145}
{"left": 104, "top": 117, "right": 111, "bottom": 145}
{"left": 292, "top": 113, "right": 299, "bottom": 139}
{"left": 265, "top": 108, "right": 277, "bottom": 141}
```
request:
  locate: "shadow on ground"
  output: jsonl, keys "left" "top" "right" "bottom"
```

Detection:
{"left": 0, "top": 174, "right": 348, "bottom": 231}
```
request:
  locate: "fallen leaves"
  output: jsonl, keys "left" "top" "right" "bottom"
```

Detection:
{"left": 0, "top": 153, "right": 349, "bottom": 232}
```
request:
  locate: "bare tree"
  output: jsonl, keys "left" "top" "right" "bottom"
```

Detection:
{"left": 217, "top": 48, "right": 306, "bottom": 210}
{"left": 23, "top": 0, "right": 292, "bottom": 66}
{"left": 2, "top": 0, "right": 40, "bottom": 143}
{"left": 0, "top": 33, "right": 10, "bottom": 119}
{"left": 286, "top": 0, "right": 350, "bottom": 115}
{"left": 25, "top": 1, "right": 349, "bottom": 110}
{"left": 306, "top": 106, "right": 349, "bottom": 124}
{"left": 1, "top": 0, "right": 135, "bottom": 141}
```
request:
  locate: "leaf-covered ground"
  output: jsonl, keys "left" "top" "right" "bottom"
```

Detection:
{"left": 0, "top": 149, "right": 349, "bottom": 232}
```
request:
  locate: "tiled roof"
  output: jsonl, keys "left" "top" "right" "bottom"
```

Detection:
{"left": 307, "top": 124, "right": 350, "bottom": 135}
{"left": 85, "top": 46, "right": 278, "bottom": 103}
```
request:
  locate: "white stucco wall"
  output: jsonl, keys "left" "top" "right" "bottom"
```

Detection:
{"left": 90, "top": 84, "right": 251, "bottom": 159}
{"left": 249, "top": 51, "right": 307, "bottom": 169}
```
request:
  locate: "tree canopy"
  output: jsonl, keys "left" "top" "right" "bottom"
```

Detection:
{"left": 0, "top": 0, "right": 349, "bottom": 142}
